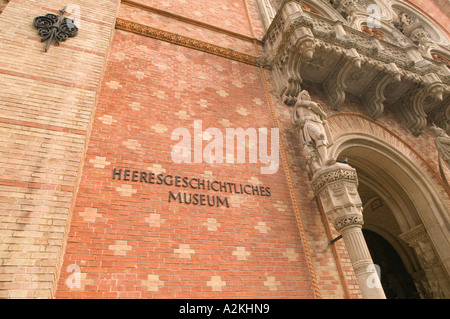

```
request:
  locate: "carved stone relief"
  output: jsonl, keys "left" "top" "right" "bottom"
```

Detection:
{"left": 329, "top": 0, "right": 368, "bottom": 24}
{"left": 399, "top": 225, "right": 447, "bottom": 298}
{"left": 258, "top": 0, "right": 450, "bottom": 299}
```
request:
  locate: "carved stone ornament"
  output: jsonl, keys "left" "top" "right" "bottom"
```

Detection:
{"left": 431, "top": 125, "right": 450, "bottom": 171}
{"left": 33, "top": 7, "right": 78, "bottom": 52}
{"left": 399, "top": 224, "right": 447, "bottom": 298}
{"left": 399, "top": 224, "right": 428, "bottom": 246}
{"left": 329, "top": 0, "right": 367, "bottom": 24}
{"left": 394, "top": 11, "right": 417, "bottom": 34}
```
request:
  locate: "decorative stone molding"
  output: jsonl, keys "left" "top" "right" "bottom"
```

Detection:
{"left": 115, "top": 18, "right": 261, "bottom": 67}
{"left": 392, "top": 7, "right": 438, "bottom": 51}
{"left": 323, "top": 48, "right": 362, "bottom": 110}
{"left": 312, "top": 163, "right": 363, "bottom": 228}
{"left": 361, "top": 62, "right": 402, "bottom": 119}
{"left": 262, "top": 1, "right": 450, "bottom": 299}
{"left": 399, "top": 224, "right": 428, "bottom": 246}
{"left": 335, "top": 215, "right": 364, "bottom": 231}
{"left": 429, "top": 95, "right": 450, "bottom": 135}
{"left": 394, "top": 83, "right": 428, "bottom": 136}
{"left": 328, "top": 0, "right": 368, "bottom": 26}
{"left": 257, "top": 0, "right": 278, "bottom": 29}
{"left": 276, "top": 26, "right": 316, "bottom": 106}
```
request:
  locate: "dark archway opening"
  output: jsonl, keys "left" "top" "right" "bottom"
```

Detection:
{"left": 363, "top": 230, "right": 420, "bottom": 299}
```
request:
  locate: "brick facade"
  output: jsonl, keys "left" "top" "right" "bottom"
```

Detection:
{"left": 0, "top": 0, "right": 448, "bottom": 299}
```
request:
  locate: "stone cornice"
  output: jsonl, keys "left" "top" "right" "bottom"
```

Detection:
{"left": 264, "top": 13, "right": 449, "bottom": 83}
{"left": 115, "top": 18, "right": 263, "bottom": 67}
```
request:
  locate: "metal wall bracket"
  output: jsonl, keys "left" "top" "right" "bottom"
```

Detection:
{"left": 33, "top": 6, "right": 78, "bottom": 52}
{"left": 329, "top": 235, "right": 343, "bottom": 245}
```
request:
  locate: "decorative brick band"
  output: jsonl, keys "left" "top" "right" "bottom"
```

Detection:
{"left": 115, "top": 18, "right": 263, "bottom": 67}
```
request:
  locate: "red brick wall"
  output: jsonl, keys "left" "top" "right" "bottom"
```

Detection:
{"left": 55, "top": 28, "right": 319, "bottom": 298}
{"left": 118, "top": 3, "right": 258, "bottom": 56}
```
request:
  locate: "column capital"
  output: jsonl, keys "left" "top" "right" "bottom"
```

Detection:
{"left": 310, "top": 162, "right": 385, "bottom": 298}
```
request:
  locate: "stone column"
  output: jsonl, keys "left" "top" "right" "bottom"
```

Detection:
{"left": 311, "top": 162, "right": 386, "bottom": 299}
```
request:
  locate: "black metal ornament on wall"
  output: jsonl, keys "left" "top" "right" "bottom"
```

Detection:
{"left": 33, "top": 6, "right": 78, "bottom": 52}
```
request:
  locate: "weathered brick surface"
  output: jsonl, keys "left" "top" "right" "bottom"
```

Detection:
{"left": 118, "top": 3, "right": 259, "bottom": 56}
{"left": 54, "top": 0, "right": 389, "bottom": 300}
{"left": 0, "top": 0, "right": 119, "bottom": 298}
{"left": 127, "top": 0, "right": 259, "bottom": 38}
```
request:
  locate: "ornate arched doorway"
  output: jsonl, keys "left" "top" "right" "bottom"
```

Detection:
{"left": 327, "top": 114, "right": 450, "bottom": 299}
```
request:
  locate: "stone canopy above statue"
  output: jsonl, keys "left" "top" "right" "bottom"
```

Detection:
{"left": 260, "top": 0, "right": 450, "bottom": 137}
